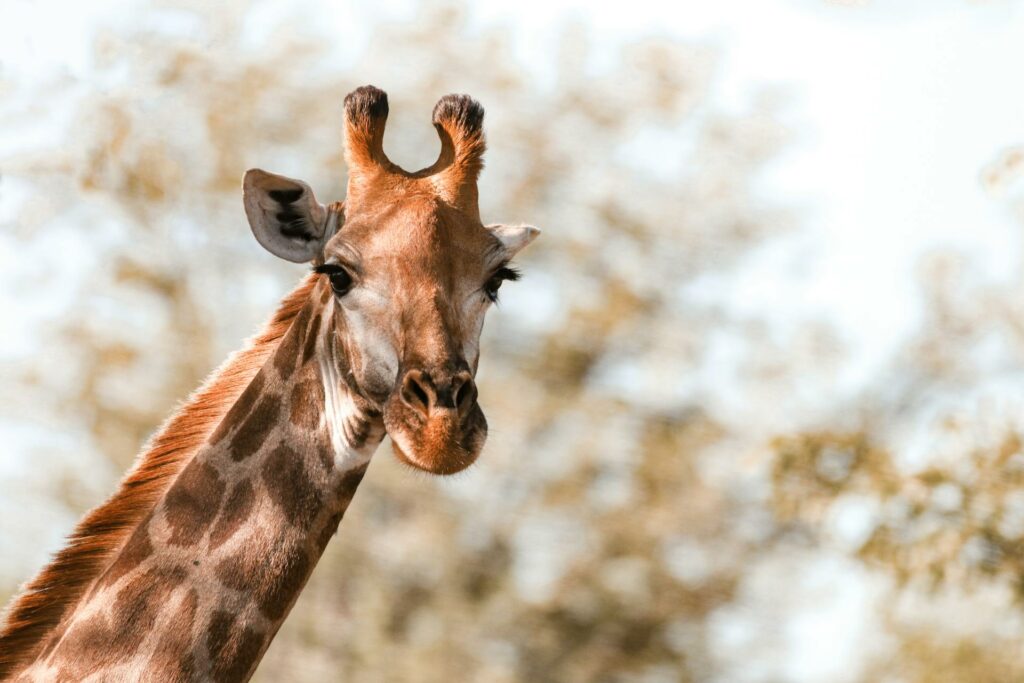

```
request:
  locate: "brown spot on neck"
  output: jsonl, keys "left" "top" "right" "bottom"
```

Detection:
{"left": 289, "top": 376, "right": 324, "bottom": 433}
{"left": 110, "top": 566, "right": 188, "bottom": 640}
{"left": 335, "top": 463, "right": 369, "bottom": 504}
{"left": 273, "top": 302, "right": 312, "bottom": 377}
{"left": 228, "top": 393, "right": 282, "bottom": 462}
{"left": 146, "top": 589, "right": 198, "bottom": 680}
{"left": 207, "top": 611, "right": 266, "bottom": 683}
{"left": 316, "top": 511, "right": 345, "bottom": 553}
{"left": 208, "top": 479, "right": 256, "bottom": 551}
{"left": 98, "top": 516, "right": 153, "bottom": 590}
{"left": 213, "top": 541, "right": 311, "bottom": 622}
{"left": 261, "top": 444, "right": 322, "bottom": 531}
{"left": 317, "top": 464, "right": 369, "bottom": 552}
{"left": 302, "top": 312, "right": 322, "bottom": 366}
{"left": 164, "top": 460, "right": 226, "bottom": 547}
{"left": 209, "top": 372, "right": 266, "bottom": 446}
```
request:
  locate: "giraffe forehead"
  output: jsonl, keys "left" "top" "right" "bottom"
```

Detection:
{"left": 337, "top": 198, "right": 498, "bottom": 281}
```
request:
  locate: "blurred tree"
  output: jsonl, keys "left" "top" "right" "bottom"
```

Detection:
{"left": 769, "top": 243, "right": 1024, "bottom": 676}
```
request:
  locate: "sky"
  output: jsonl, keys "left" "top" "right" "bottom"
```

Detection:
{"left": 500, "top": 0, "right": 1024, "bottom": 429}
{"left": 511, "top": 0, "right": 1024, "bottom": 402}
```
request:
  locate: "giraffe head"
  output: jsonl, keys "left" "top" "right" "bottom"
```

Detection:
{"left": 242, "top": 86, "right": 538, "bottom": 475}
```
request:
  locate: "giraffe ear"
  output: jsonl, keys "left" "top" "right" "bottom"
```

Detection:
{"left": 487, "top": 224, "right": 540, "bottom": 257}
{"left": 243, "top": 169, "right": 331, "bottom": 263}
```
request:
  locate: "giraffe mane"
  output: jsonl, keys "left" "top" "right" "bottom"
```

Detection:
{"left": 0, "top": 273, "right": 318, "bottom": 678}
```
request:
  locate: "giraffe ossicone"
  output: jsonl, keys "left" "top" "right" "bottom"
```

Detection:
{"left": 0, "top": 85, "right": 539, "bottom": 682}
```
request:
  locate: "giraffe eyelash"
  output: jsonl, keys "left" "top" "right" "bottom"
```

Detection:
{"left": 313, "top": 263, "right": 347, "bottom": 275}
{"left": 484, "top": 265, "right": 521, "bottom": 304}
{"left": 494, "top": 265, "right": 521, "bottom": 282}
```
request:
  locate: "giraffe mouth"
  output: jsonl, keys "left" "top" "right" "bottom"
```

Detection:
{"left": 383, "top": 400, "right": 488, "bottom": 475}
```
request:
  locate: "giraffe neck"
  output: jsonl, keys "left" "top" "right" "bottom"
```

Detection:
{"left": 19, "top": 286, "right": 384, "bottom": 682}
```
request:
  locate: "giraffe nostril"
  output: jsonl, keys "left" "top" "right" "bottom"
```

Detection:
{"left": 452, "top": 372, "right": 477, "bottom": 416}
{"left": 400, "top": 370, "right": 434, "bottom": 418}
{"left": 409, "top": 381, "right": 429, "bottom": 407}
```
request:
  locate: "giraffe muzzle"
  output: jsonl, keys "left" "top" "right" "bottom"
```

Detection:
{"left": 383, "top": 366, "right": 488, "bottom": 475}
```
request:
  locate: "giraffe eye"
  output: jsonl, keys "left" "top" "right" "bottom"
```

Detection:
{"left": 314, "top": 264, "right": 354, "bottom": 297}
{"left": 484, "top": 265, "right": 520, "bottom": 303}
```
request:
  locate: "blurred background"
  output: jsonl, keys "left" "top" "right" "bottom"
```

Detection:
{"left": 4, "top": 0, "right": 1024, "bottom": 680}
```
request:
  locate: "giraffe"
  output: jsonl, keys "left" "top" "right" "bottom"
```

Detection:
{"left": 0, "top": 85, "right": 539, "bottom": 682}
